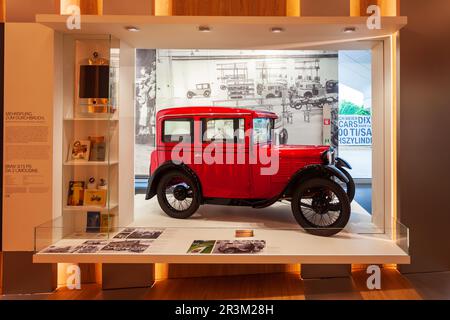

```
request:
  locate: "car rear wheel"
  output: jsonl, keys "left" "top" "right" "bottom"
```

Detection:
{"left": 157, "top": 171, "right": 200, "bottom": 219}
{"left": 291, "top": 178, "right": 351, "bottom": 236}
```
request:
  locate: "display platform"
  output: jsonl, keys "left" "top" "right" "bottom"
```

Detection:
{"left": 33, "top": 196, "right": 409, "bottom": 265}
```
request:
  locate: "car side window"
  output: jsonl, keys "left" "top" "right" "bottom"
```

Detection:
{"left": 202, "top": 118, "right": 245, "bottom": 143}
{"left": 253, "top": 118, "right": 274, "bottom": 144}
{"left": 163, "top": 119, "right": 193, "bottom": 143}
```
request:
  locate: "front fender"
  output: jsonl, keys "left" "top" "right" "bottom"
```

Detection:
{"left": 324, "top": 165, "right": 349, "bottom": 184}
{"left": 283, "top": 164, "right": 349, "bottom": 197}
{"left": 336, "top": 157, "right": 352, "bottom": 170}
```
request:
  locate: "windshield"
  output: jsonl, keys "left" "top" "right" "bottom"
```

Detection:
{"left": 253, "top": 118, "right": 274, "bottom": 144}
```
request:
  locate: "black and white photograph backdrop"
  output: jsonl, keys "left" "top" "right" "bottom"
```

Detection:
{"left": 135, "top": 49, "right": 339, "bottom": 176}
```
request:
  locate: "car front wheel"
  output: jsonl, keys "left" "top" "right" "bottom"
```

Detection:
{"left": 156, "top": 171, "right": 200, "bottom": 219}
{"left": 338, "top": 168, "right": 355, "bottom": 203}
{"left": 291, "top": 178, "right": 351, "bottom": 236}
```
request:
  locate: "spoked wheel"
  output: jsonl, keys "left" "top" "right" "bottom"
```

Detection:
{"left": 157, "top": 171, "right": 200, "bottom": 219}
{"left": 291, "top": 178, "right": 350, "bottom": 236}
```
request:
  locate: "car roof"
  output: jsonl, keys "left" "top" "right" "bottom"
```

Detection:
{"left": 157, "top": 107, "right": 278, "bottom": 119}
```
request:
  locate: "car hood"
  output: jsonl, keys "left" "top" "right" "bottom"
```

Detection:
{"left": 274, "top": 144, "right": 330, "bottom": 159}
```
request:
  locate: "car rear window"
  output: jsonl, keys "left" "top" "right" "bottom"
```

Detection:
{"left": 202, "top": 118, "right": 245, "bottom": 143}
{"left": 163, "top": 119, "right": 193, "bottom": 143}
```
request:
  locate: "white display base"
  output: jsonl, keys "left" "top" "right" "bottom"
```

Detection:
{"left": 133, "top": 195, "right": 380, "bottom": 233}
{"left": 33, "top": 195, "right": 409, "bottom": 264}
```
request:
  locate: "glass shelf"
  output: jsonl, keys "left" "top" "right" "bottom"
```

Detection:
{"left": 63, "top": 202, "right": 119, "bottom": 212}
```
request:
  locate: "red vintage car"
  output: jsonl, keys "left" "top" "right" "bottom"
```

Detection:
{"left": 146, "top": 107, "right": 354, "bottom": 236}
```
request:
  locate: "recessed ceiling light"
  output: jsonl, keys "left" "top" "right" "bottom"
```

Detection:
{"left": 198, "top": 25, "right": 211, "bottom": 32}
{"left": 343, "top": 27, "right": 357, "bottom": 33}
{"left": 271, "top": 27, "right": 285, "bottom": 33}
{"left": 125, "top": 26, "right": 140, "bottom": 32}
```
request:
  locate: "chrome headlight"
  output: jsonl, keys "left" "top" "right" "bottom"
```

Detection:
{"left": 325, "top": 149, "right": 335, "bottom": 165}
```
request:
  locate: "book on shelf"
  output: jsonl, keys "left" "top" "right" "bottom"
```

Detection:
{"left": 67, "top": 181, "right": 85, "bottom": 206}
{"left": 86, "top": 211, "right": 101, "bottom": 233}
{"left": 89, "top": 136, "right": 106, "bottom": 162}
{"left": 68, "top": 139, "right": 91, "bottom": 162}
{"left": 100, "top": 214, "right": 114, "bottom": 233}
{"left": 83, "top": 189, "right": 107, "bottom": 207}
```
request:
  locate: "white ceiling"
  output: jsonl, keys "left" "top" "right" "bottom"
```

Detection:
{"left": 36, "top": 15, "right": 407, "bottom": 50}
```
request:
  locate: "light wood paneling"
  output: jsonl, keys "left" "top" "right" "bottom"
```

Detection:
{"left": 38, "top": 269, "right": 425, "bottom": 300}
{"left": 103, "top": 0, "right": 152, "bottom": 15}
{"left": 154, "top": 0, "right": 171, "bottom": 16}
{"left": 353, "top": 0, "right": 399, "bottom": 16}
{"left": 0, "top": 0, "right": 5, "bottom": 22}
{"left": 359, "top": 0, "right": 379, "bottom": 16}
{"left": 350, "top": 0, "right": 361, "bottom": 16}
{"left": 352, "top": 269, "right": 421, "bottom": 299}
{"left": 286, "top": 0, "right": 300, "bottom": 16}
{"left": 61, "top": 0, "right": 102, "bottom": 15}
{"left": 57, "top": 263, "right": 99, "bottom": 286}
{"left": 5, "top": 0, "right": 58, "bottom": 21}
{"left": 172, "top": 0, "right": 287, "bottom": 16}
{"left": 80, "top": 0, "right": 102, "bottom": 14}
{"left": 301, "top": 0, "right": 350, "bottom": 16}
{"left": 380, "top": 0, "right": 399, "bottom": 16}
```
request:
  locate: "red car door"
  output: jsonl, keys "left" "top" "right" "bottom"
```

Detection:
{"left": 249, "top": 117, "right": 278, "bottom": 199}
{"left": 193, "top": 115, "right": 251, "bottom": 199}
{"left": 156, "top": 116, "right": 195, "bottom": 173}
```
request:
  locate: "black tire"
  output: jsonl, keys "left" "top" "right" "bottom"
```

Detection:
{"left": 266, "top": 93, "right": 275, "bottom": 99}
{"left": 339, "top": 168, "right": 355, "bottom": 203}
{"left": 203, "top": 90, "right": 211, "bottom": 97}
{"left": 304, "top": 92, "right": 313, "bottom": 99}
{"left": 187, "top": 91, "right": 194, "bottom": 99}
{"left": 291, "top": 178, "right": 351, "bottom": 236}
{"left": 156, "top": 170, "right": 200, "bottom": 219}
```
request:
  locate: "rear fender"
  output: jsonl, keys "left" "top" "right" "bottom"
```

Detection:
{"left": 145, "top": 162, "right": 203, "bottom": 202}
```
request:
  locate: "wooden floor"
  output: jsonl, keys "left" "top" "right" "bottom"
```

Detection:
{"left": 3, "top": 268, "right": 423, "bottom": 300}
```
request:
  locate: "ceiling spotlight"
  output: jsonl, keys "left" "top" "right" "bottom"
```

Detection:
{"left": 271, "top": 27, "right": 285, "bottom": 33}
{"left": 343, "top": 26, "right": 357, "bottom": 33}
{"left": 198, "top": 25, "right": 211, "bottom": 32}
{"left": 125, "top": 26, "right": 140, "bottom": 32}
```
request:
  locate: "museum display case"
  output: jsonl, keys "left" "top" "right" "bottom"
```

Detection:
{"left": 8, "top": 14, "right": 408, "bottom": 268}
{"left": 34, "top": 217, "right": 409, "bottom": 264}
